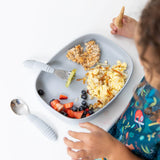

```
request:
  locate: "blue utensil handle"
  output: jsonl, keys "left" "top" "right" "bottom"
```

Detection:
{"left": 24, "top": 60, "right": 54, "bottom": 73}
{"left": 27, "top": 114, "right": 57, "bottom": 141}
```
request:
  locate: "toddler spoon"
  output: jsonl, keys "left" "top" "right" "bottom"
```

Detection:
{"left": 10, "top": 98, "right": 57, "bottom": 141}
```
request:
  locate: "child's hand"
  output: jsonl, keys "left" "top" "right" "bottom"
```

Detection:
{"left": 64, "top": 122, "right": 116, "bottom": 160}
{"left": 110, "top": 15, "right": 138, "bottom": 39}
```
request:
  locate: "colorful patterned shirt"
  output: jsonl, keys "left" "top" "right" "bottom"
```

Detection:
{"left": 96, "top": 77, "right": 160, "bottom": 160}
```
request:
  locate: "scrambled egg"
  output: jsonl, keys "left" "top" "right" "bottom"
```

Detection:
{"left": 86, "top": 60, "right": 127, "bottom": 108}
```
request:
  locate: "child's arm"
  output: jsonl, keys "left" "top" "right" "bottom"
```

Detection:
{"left": 64, "top": 122, "right": 144, "bottom": 160}
{"left": 110, "top": 15, "right": 138, "bottom": 39}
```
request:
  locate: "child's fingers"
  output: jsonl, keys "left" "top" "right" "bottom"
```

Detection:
{"left": 111, "top": 30, "right": 117, "bottom": 35}
{"left": 64, "top": 137, "right": 84, "bottom": 150}
{"left": 79, "top": 122, "right": 101, "bottom": 132}
{"left": 122, "top": 16, "right": 128, "bottom": 24}
{"left": 110, "top": 23, "right": 117, "bottom": 35}
{"left": 122, "top": 18, "right": 126, "bottom": 24}
{"left": 67, "top": 147, "right": 86, "bottom": 159}
{"left": 110, "top": 23, "right": 117, "bottom": 31}
{"left": 68, "top": 130, "right": 88, "bottom": 141}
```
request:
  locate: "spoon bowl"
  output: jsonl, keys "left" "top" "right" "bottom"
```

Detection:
{"left": 10, "top": 99, "right": 30, "bottom": 115}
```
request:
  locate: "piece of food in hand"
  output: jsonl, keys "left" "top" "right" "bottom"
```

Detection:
{"left": 59, "top": 94, "right": 68, "bottom": 99}
{"left": 65, "top": 69, "right": 76, "bottom": 87}
{"left": 50, "top": 99, "right": 64, "bottom": 112}
{"left": 63, "top": 102, "right": 74, "bottom": 109}
{"left": 114, "top": 6, "right": 125, "bottom": 28}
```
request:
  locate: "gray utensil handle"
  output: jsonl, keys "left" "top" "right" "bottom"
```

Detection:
{"left": 27, "top": 114, "right": 57, "bottom": 141}
{"left": 24, "top": 60, "right": 54, "bottom": 73}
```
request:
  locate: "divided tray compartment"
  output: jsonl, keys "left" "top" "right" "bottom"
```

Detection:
{"left": 35, "top": 33, "right": 133, "bottom": 123}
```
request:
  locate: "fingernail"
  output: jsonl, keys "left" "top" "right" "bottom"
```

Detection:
{"left": 111, "top": 30, "right": 116, "bottom": 34}
{"left": 114, "top": 26, "right": 117, "bottom": 30}
{"left": 67, "top": 147, "right": 71, "bottom": 151}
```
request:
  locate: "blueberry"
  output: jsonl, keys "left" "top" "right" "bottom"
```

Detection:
{"left": 82, "top": 105, "right": 88, "bottom": 110}
{"left": 71, "top": 106, "right": 78, "bottom": 112}
{"left": 38, "top": 89, "right": 44, "bottom": 96}
{"left": 60, "top": 111, "right": 64, "bottom": 114}
{"left": 81, "top": 110, "right": 87, "bottom": 118}
{"left": 79, "top": 106, "right": 84, "bottom": 111}
{"left": 64, "top": 113, "right": 68, "bottom": 116}
{"left": 83, "top": 110, "right": 87, "bottom": 115}
{"left": 86, "top": 105, "right": 89, "bottom": 109}
{"left": 81, "top": 114, "right": 86, "bottom": 118}
{"left": 88, "top": 109, "right": 94, "bottom": 115}
{"left": 81, "top": 94, "right": 87, "bottom": 99}
{"left": 60, "top": 111, "right": 68, "bottom": 116}
{"left": 81, "top": 100, "right": 87, "bottom": 106}
{"left": 81, "top": 105, "right": 86, "bottom": 110}
{"left": 81, "top": 90, "right": 87, "bottom": 95}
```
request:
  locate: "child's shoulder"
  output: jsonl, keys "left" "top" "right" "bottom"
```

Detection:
{"left": 136, "top": 77, "right": 160, "bottom": 100}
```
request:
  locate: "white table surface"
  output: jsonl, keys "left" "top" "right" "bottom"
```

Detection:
{"left": 1, "top": 0, "right": 147, "bottom": 159}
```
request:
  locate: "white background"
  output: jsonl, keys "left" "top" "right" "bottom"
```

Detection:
{"left": 0, "top": 0, "right": 147, "bottom": 159}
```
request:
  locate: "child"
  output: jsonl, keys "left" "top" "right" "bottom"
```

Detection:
{"left": 64, "top": 0, "right": 160, "bottom": 159}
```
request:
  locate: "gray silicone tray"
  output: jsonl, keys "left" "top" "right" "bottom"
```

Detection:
{"left": 35, "top": 33, "right": 133, "bottom": 123}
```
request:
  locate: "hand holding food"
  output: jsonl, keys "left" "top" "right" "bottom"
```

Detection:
{"left": 110, "top": 14, "right": 138, "bottom": 38}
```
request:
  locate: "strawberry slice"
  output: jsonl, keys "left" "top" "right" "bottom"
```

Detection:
{"left": 59, "top": 95, "right": 68, "bottom": 100}
{"left": 56, "top": 103, "right": 64, "bottom": 112}
{"left": 50, "top": 99, "right": 60, "bottom": 108}
{"left": 73, "top": 111, "right": 84, "bottom": 119}
{"left": 86, "top": 113, "right": 90, "bottom": 117}
{"left": 63, "top": 102, "right": 74, "bottom": 109}
{"left": 66, "top": 109, "right": 84, "bottom": 119}
{"left": 50, "top": 99, "right": 63, "bottom": 112}
{"left": 66, "top": 109, "right": 75, "bottom": 118}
